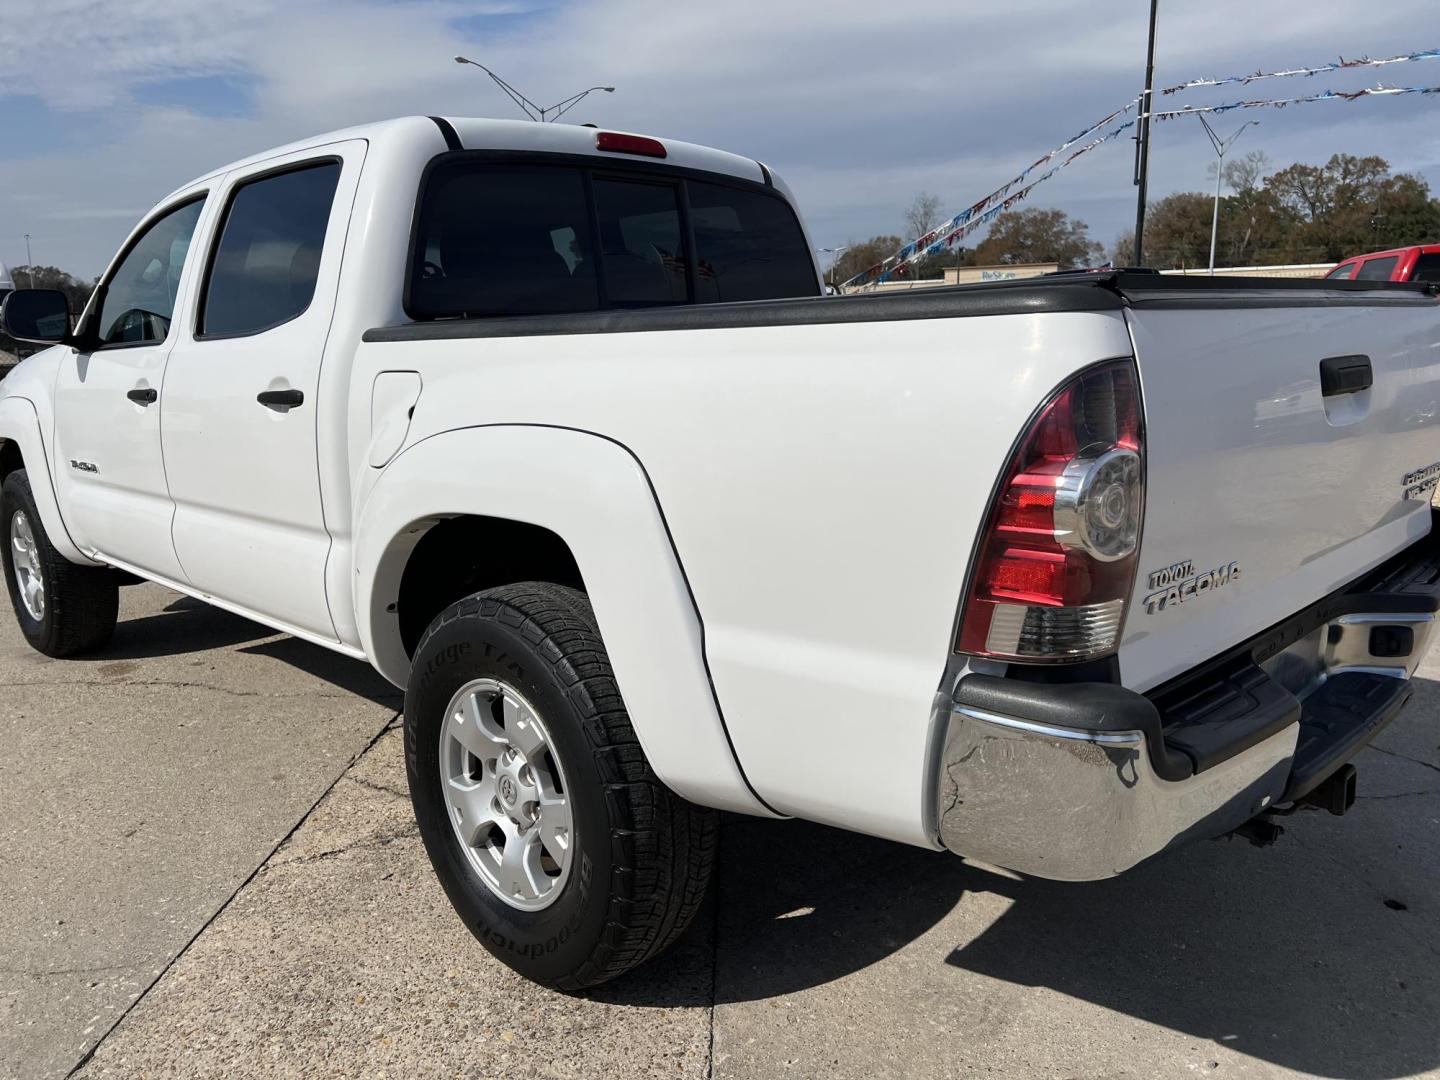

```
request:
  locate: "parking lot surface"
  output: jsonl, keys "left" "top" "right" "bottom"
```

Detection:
{"left": 3, "top": 583, "right": 1439, "bottom": 1079}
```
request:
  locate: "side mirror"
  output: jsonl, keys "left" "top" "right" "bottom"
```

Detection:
{"left": 1, "top": 289, "right": 74, "bottom": 346}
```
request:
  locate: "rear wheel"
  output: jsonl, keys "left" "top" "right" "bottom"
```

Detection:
{"left": 1, "top": 469, "right": 118, "bottom": 657}
{"left": 405, "top": 581, "right": 717, "bottom": 989}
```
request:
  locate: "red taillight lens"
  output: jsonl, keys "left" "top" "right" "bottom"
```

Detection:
{"left": 596, "top": 132, "right": 667, "bottom": 158}
{"left": 957, "top": 360, "right": 1144, "bottom": 661}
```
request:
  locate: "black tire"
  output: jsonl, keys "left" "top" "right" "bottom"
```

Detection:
{"left": 1, "top": 469, "right": 118, "bottom": 657}
{"left": 405, "top": 582, "right": 717, "bottom": 989}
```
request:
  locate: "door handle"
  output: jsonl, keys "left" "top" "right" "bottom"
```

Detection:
{"left": 1320, "top": 355, "right": 1372, "bottom": 397}
{"left": 127, "top": 388, "right": 158, "bottom": 405}
{"left": 256, "top": 389, "right": 305, "bottom": 409}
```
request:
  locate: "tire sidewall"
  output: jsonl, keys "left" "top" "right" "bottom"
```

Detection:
{"left": 1, "top": 473, "right": 53, "bottom": 649}
{"left": 405, "top": 603, "right": 613, "bottom": 985}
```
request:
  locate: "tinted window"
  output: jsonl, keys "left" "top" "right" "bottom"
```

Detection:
{"left": 97, "top": 198, "right": 204, "bottom": 346}
{"left": 1412, "top": 253, "right": 1440, "bottom": 283}
{"left": 201, "top": 162, "right": 341, "bottom": 336}
{"left": 593, "top": 179, "right": 687, "bottom": 308}
{"left": 409, "top": 164, "right": 598, "bottom": 319}
{"left": 1324, "top": 262, "right": 1357, "bottom": 280}
{"left": 1355, "top": 256, "right": 1399, "bottom": 281}
{"left": 689, "top": 181, "right": 818, "bottom": 302}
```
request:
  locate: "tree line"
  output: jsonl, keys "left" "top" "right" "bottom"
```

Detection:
{"left": 828, "top": 153, "right": 1440, "bottom": 282}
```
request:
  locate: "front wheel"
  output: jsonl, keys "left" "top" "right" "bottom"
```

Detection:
{"left": 404, "top": 582, "right": 716, "bottom": 989}
{"left": 1, "top": 469, "right": 118, "bottom": 657}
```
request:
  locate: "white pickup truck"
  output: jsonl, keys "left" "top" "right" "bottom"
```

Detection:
{"left": 3, "top": 117, "right": 1439, "bottom": 989}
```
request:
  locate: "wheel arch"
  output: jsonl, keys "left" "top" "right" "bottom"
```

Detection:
{"left": 0, "top": 395, "right": 95, "bottom": 565}
{"left": 353, "top": 423, "right": 776, "bottom": 818}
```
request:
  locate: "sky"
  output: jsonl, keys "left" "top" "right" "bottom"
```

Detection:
{"left": 1, "top": 0, "right": 1438, "bottom": 278}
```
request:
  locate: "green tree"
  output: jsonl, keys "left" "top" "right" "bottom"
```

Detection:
{"left": 971, "top": 207, "right": 1103, "bottom": 266}
{"left": 1264, "top": 154, "right": 1440, "bottom": 262}
{"left": 9, "top": 265, "right": 95, "bottom": 314}
{"left": 831, "top": 235, "right": 904, "bottom": 283}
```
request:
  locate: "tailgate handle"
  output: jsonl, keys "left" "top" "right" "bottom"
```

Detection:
{"left": 1320, "top": 354, "right": 1372, "bottom": 397}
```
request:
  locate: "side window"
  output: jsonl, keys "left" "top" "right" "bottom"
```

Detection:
{"left": 1324, "top": 262, "right": 1357, "bottom": 280}
{"left": 200, "top": 161, "right": 341, "bottom": 337}
{"left": 96, "top": 198, "right": 205, "bottom": 347}
{"left": 1412, "top": 253, "right": 1440, "bottom": 283}
{"left": 592, "top": 179, "right": 688, "bottom": 308}
{"left": 408, "top": 164, "right": 598, "bottom": 319}
{"left": 1354, "top": 256, "right": 1399, "bottom": 281}
{"left": 687, "top": 181, "right": 819, "bottom": 303}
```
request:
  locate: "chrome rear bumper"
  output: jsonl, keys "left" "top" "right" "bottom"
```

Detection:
{"left": 936, "top": 520, "right": 1439, "bottom": 881}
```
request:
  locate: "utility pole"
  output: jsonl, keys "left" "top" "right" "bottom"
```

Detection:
{"left": 1197, "top": 116, "right": 1258, "bottom": 274}
{"left": 1131, "top": 0, "right": 1159, "bottom": 266}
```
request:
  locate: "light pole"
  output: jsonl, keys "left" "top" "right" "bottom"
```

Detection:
{"left": 816, "top": 246, "right": 849, "bottom": 290}
{"left": 453, "top": 57, "right": 614, "bottom": 122}
{"left": 23, "top": 234, "right": 33, "bottom": 286}
{"left": 1197, "top": 115, "right": 1258, "bottom": 274}
{"left": 1131, "top": 0, "right": 1159, "bottom": 266}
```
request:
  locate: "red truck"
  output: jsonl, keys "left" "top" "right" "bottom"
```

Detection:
{"left": 1325, "top": 244, "right": 1440, "bottom": 282}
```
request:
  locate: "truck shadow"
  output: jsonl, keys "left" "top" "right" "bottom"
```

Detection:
{"left": 80, "top": 595, "right": 403, "bottom": 708}
{"left": 602, "top": 719, "right": 1440, "bottom": 1078}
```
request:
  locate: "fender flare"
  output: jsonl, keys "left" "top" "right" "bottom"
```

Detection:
{"left": 0, "top": 395, "right": 96, "bottom": 565}
{"left": 353, "top": 423, "right": 777, "bottom": 818}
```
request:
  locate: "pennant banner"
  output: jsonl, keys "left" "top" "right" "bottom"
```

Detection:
{"left": 842, "top": 48, "right": 1440, "bottom": 290}
{"left": 840, "top": 101, "right": 1139, "bottom": 288}
{"left": 1153, "top": 82, "right": 1440, "bottom": 121}
{"left": 1158, "top": 46, "right": 1440, "bottom": 96}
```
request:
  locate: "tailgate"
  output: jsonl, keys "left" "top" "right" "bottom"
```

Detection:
{"left": 1118, "top": 282, "right": 1440, "bottom": 690}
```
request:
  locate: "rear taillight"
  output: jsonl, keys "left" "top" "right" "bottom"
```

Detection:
{"left": 957, "top": 360, "right": 1144, "bottom": 662}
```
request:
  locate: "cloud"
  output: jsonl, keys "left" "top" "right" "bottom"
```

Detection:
{"left": 1, "top": 0, "right": 1437, "bottom": 275}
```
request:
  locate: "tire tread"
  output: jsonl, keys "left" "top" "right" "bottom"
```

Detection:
{"left": 411, "top": 581, "right": 716, "bottom": 989}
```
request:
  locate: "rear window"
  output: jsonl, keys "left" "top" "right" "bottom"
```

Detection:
{"left": 1355, "top": 256, "right": 1400, "bottom": 281}
{"left": 407, "top": 156, "right": 817, "bottom": 320}
{"left": 689, "top": 180, "right": 821, "bottom": 303}
{"left": 1412, "top": 253, "right": 1440, "bottom": 283}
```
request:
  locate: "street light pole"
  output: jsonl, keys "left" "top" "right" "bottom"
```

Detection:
{"left": 23, "top": 234, "right": 33, "bottom": 287}
{"left": 1197, "top": 115, "right": 1258, "bottom": 275}
{"left": 816, "top": 246, "right": 849, "bottom": 290}
{"left": 1131, "top": 0, "right": 1159, "bottom": 266}
{"left": 453, "top": 57, "right": 614, "bottom": 122}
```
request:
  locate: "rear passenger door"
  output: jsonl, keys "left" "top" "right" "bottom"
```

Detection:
{"left": 161, "top": 141, "right": 364, "bottom": 641}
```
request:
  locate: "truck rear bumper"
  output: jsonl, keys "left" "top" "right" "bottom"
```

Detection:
{"left": 936, "top": 513, "right": 1440, "bottom": 882}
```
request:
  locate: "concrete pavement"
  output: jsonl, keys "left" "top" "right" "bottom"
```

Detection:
{"left": 3, "top": 583, "right": 1440, "bottom": 1078}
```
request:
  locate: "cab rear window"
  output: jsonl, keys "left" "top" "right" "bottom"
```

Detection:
{"left": 407, "top": 155, "right": 818, "bottom": 320}
{"left": 1355, "top": 256, "right": 1400, "bottom": 281}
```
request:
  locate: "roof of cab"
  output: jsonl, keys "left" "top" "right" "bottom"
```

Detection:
{"left": 164, "top": 115, "right": 768, "bottom": 202}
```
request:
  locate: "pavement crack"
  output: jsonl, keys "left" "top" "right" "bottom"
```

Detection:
{"left": 63, "top": 713, "right": 398, "bottom": 1078}
{"left": 1355, "top": 789, "right": 1440, "bottom": 800}
{"left": 279, "top": 822, "right": 420, "bottom": 864}
{"left": 1368, "top": 744, "right": 1440, "bottom": 775}
{"left": 348, "top": 775, "right": 409, "bottom": 799}
{"left": 2, "top": 677, "right": 366, "bottom": 701}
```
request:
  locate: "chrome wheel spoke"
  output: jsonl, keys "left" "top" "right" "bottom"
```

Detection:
{"left": 451, "top": 693, "right": 507, "bottom": 763}
{"left": 445, "top": 774, "right": 499, "bottom": 847}
{"left": 502, "top": 694, "right": 547, "bottom": 759}
{"left": 495, "top": 828, "right": 545, "bottom": 900}
{"left": 537, "top": 792, "right": 571, "bottom": 864}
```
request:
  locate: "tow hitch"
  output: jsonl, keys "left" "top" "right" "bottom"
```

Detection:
{"left": 1229, "top": 762, "right": 1360, "bottom": 848}
{"left": 1299, "top": 762, "right": 1358, "bottom": 816}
